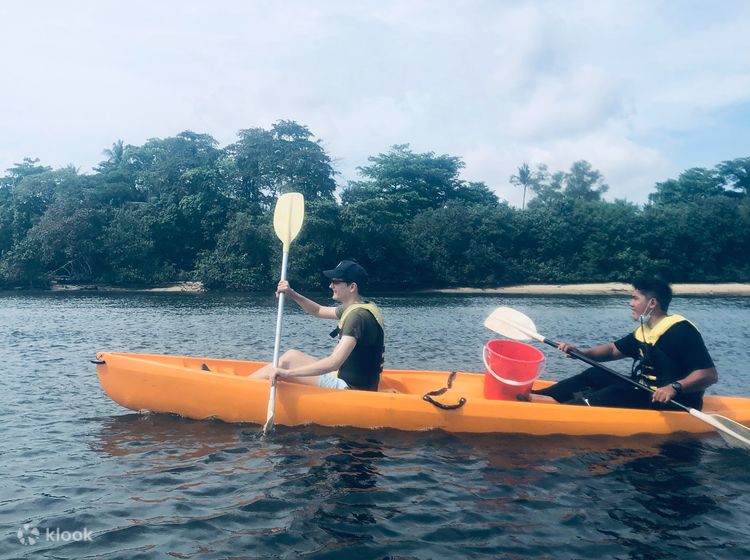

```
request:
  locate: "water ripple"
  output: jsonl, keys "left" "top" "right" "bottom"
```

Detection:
{"left": 1, "top": 292, "right": 750, "bottom": 559}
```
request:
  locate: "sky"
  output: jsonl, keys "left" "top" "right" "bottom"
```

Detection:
{"left": 1, "top": 0, "right": 749, "bottom": 206}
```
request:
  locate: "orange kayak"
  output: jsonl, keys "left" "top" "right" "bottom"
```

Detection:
{"left": 94, "top": 352, "right": 750, "bottom": 437}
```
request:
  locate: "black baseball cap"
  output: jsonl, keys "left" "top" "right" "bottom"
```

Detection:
{"left": 323, "top": 259, "right": 368, "bottom": 285}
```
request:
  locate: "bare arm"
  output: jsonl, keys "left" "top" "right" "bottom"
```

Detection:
{"left": 277, "top": 280, "right": 337, "bottom": 319}
{"left": 557, "top": 341, "right": 625, "bottom": 362}
{"left": 652, "top": 367, "right": 718, "bottom": 403}
{"left": 278, "top": 336, "right": 357, "bottom": 379}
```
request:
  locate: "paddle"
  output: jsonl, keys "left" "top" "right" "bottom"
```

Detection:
{"left": 263, "top": 192, "right": 305, "bottom": 434}
{"left": 484, "top": 306, "right": 750, "bottom": 449}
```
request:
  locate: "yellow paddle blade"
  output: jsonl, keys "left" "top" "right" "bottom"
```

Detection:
{"left": 484, "top": 307, "right": 540, "bottom": 342}
{"left": 273, "top": 192, "right": 305, "bottom": 250}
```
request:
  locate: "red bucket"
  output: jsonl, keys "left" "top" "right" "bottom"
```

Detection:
{"left": 483, "top": 339, "right": 544, "bottom": 401}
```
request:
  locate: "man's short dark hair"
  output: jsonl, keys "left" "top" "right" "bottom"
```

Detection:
{"left": 632, "top": 277, "right": 672, "bottom": 312}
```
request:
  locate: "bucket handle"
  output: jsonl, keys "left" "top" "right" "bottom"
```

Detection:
{"left": 483, "top": 346, "right": 542, "bottom": 386}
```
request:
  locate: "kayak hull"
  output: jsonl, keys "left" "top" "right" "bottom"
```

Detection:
{"left": 94, "top": 352, "right": 750, "bottom": 436}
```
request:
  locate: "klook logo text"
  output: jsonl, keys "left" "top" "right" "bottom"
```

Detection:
{"left": 17, "top": 523, "right": 93, "bottom": 545}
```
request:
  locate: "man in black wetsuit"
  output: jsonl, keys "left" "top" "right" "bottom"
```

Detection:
{"left": 530, "top": 277, "right": 718, "bottom": 410}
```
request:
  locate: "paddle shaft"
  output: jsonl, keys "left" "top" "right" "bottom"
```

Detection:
{"left": 536, "top": 335, "right": 691, "bottom": 413}
{"left": 264, "top": 250, "right": 289, "bottom": 433}
{"left": 272, "top": 250, "right": 290, "bottom": 368}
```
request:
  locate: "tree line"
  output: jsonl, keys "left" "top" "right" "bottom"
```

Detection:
{"left": 1, "top": 120, "right": 748, "bottom": 291}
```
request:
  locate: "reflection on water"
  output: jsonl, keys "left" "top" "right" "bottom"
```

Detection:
{"left": 1, "top": 291, "right": 750, "bottom": 558}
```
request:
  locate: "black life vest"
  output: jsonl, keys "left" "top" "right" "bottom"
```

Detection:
{"left": 631, "top": 314, "right": 693, "bottom": 389}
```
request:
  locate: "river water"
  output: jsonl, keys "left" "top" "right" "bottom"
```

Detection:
{"left": 2, "top": 291, "right": 750, "bottom": 559}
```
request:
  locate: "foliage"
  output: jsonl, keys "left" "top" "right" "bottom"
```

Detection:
{"left": 341, "top": 144, "right": 498, "bottom": 220}
{"left": 527, "top": 160, "right": 609, "bottom": 208}
{"left": 194, "top": 212, "right": 275, "bottom": 290}
{"left": 1, "top": 121, "right": 748, "bottom": 290}
{"left": 225, "top": 120, "right": 337, "bottom": 211}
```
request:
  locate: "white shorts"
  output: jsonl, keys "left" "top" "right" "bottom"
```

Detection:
{"left": 319, "top": 372, "right": 349, "bottom": 390}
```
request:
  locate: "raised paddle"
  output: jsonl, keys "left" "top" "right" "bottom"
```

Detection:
{"left": 484, "top": 306, "right": 750, "bottom": 449}
{"left": 263, "top": 192, "right": 305, "bottom": 434}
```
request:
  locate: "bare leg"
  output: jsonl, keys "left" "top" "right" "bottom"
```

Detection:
{"left": 249, "top": 349, "right": 324, "bottom": 387}
{"left": 516, "top": 392, "right": 558, "bottom": 403}
{"left": 528, "top": 394, "right": 558, "bottom": 404}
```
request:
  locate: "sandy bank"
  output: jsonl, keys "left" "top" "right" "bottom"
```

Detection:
{"left": 45, "top": 281, "right": 750, "bottom": 296}
{"left": 430, "top": 283, "right": 750, "bottom": 296}
{"left": 50, "top": 281, "right": 206, "bottom": 293}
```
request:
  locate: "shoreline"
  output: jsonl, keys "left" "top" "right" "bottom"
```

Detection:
{"left": 32, "top": 282, "right": 750, "bottom": 297}
{"left": 37, "top": 281, "right": 750, "bottom": 296}
{"left": 49, "top": 281, "right": 207, "bottom": 293}
{"left": 428, "top": 283, "right": 750, "bottom": 296}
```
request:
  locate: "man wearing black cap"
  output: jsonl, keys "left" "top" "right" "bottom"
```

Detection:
{"left": 250, "top": 259, "right": 385, "bottom": 391}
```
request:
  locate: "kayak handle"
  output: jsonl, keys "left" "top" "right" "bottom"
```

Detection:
{"left": 423, "top": 394, "right": 467, "bottom": 410}
{"left": 423, "top": 371, "right": 467, "bottom": 410}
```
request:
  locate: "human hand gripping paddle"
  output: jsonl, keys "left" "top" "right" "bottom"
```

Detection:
{"left": 263, "top": 192, "right": 305, "bottom": 435}
{"left": 484, "top": 307, "right": 750, "bottom": 449}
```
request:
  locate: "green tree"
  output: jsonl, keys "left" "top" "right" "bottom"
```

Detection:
{"left": 404, "top": 202, "right": 520, "bottom": 287}
{"left": 0, "top": 158, "right": 52, "bottom": 190}
{"left": 342, "top": 144, "right": 494, "bottom": 219}
{"left": 126, "top": 131, "right": 223, "bottom": 198}
{"left": 510, "top": 163, "right": 532, "bottom": 209}
{"left": 563, "top": 160, "right": 609, "bottom": 201}
{"left": 287, "top": 200, "right": 346, "bottom": 288}
{"left": 716, "top": 156, "right": 750, "bottom": 196}
{"left": 642, "top": 198, "right": 749, "bottom": 281}
{"left": 96, "top": 140, "right": 126, "bottom": 173}
{"left": 226, "top": 120, "right": 336, "bottom": 210}
{"left": 100, "top": 203, "right": 174, "bottom": 285}
{"left": 526, "top": 161, "right": 608, "bottom": 208}
{"left": 4, "top": 167, "right": 77, "bottom": 245}
{"left": 194, "top": 212, "right": 275, "bottom": 290}
{"left": 338, "top": 198, "right": 408, "bottom": 288}
{"left": 0, "top": 172, "right": 110, "bottom": 287}
{"left": 526, "top": 164, "right": 562, "bottom": 208}
{"left": 649, "top": 167, "right": 725, "bottom": 205}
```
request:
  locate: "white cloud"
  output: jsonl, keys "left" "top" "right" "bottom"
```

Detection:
{"left": 507, "top": 65, "right": 625, "bottom": 140}
{"left": 0, "top": 0, "right": 748, "bottom": 205}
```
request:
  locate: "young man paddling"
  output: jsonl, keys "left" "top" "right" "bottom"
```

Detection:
{"left": 250, "top": 259, "right": 385, "bottom": 391}
{"left": 530, "top": 277, "right": 718, "bottom": 410}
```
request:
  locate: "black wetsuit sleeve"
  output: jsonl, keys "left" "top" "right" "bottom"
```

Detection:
{"left": 659, "top": 321, "right": 715, "bottom": 372}
{"left": 614, "top": 332, "right": 639, "bottom": 359}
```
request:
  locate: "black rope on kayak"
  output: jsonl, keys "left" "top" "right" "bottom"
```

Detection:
{"left": 422, "top": 371, "right": 466, "bottom": 410}
{"left": 90, "top": 359, "right": 105, "bottom": 365}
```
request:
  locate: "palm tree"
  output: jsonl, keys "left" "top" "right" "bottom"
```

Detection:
{"left": 510, "top": 163, "right": 532, "bottom": 210}
{"left": 97, "top": 140, "right": 125, "bottom": 172}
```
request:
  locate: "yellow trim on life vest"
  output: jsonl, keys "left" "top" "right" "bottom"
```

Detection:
{"left": 634, "top": 314, "right": 693, "bottom": 345}
{"left": 338, "top": 302, "right": 385, "bottom": 333}
{"left": 334, "top": 302, "right": 385, "bottom": 381}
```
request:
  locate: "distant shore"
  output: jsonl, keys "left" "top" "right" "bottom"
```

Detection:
{"left": 43, "top": 281, "right": 750, "bottom": 296}
{"left": 429, "top": 283, "right": 750, "bottom": 296}
{"left": 49, "top": 281, "right": 207, "bottom": 293}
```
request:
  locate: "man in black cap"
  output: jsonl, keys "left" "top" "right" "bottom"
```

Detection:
{"left": 250, "top": 259, "right": 385, "bottom": 391}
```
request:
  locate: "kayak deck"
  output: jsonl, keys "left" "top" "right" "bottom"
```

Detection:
{"left": 94, "top": 352, "right": 750, "bottom": 436}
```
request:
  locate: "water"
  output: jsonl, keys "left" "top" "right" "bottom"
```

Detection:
{"left": 2, "top": 291, "right": 750, "bottom": 559}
